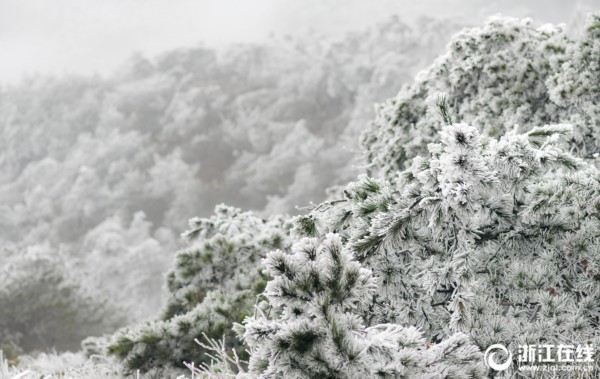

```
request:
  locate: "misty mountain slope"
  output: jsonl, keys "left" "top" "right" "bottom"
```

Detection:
{"left": 0, "top": 15, "right": 467, "bottom": 356}
{"left": 3, "top": 10, "right": 600, "bottom": 379}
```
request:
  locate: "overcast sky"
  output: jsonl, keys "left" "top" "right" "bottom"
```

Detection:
{"left": 0, "top": 0, "right": 597, "bottom": 84}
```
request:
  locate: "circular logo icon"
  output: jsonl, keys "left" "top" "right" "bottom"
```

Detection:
{"left": 484, "top": 344, "right": 513, "bottom": 371}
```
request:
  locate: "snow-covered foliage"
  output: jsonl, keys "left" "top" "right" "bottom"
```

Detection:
{"left": 362, "top": 14, "right": 600, "bottom": 177}
{"left": 4, "top": 9, "right": 600, "bottom": 379}
{"left": 298, "top": 122, "right": 600, "bottom": 376}
{"left": 106, "top": 206, "right": 292, "bottom": 373}
{"left": 238, "top": 233, "right": 485, "bottom": 378}
{"left": 0, "top": 16, "right": 466, "bottom": 354}
{"left": 0, "top": 15, "right": 462, "bottom": 238}
{"left": 549, "top": 13, "right": 600, "bottom": 156}
{"left": 1, "top": 350, "right": 131, "bottom": 379}
{"left": 187, "top": 14, "right": 600, "bottom": 376}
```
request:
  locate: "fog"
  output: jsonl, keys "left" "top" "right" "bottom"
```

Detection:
{"left": 1, "top": 0, "right": 596, "bottom": 83}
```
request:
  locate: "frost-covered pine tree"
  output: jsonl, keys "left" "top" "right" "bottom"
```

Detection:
{"left": 296, "top": 120, "right": 600, "bottom": 376}
{"left": 361, "top": 14, "right": 600, "bottom": 176}
{"left": 238, "top": 233, "right": 485, "bottom": 378}
{"left": 106, "top": 205, "right": 292, "bottom": 373}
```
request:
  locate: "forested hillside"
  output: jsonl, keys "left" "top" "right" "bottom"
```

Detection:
{"left": 107, "top": 13, "right": 600, "bottom": 379}
{"left": 2, "top": 8, "right": 600, "bottom": 379}
{"left": 0, "top": 16, "right": 466, "bottom": 356}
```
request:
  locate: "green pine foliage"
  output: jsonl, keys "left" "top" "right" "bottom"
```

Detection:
{"left": 106, "top": 206, "right": 292, "bottom": 373}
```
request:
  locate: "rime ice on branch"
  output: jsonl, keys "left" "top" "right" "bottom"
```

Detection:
{"left": 239, "top": 233, "right": 485, "bottom": 378}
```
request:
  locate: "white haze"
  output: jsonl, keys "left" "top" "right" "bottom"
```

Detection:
{"left": 0, "top": 0, "right": 597, "bottom": 84}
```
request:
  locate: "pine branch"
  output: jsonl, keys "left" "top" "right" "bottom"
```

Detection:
{"left": 434, "top": 93, "right": 454, "bottom": 125}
